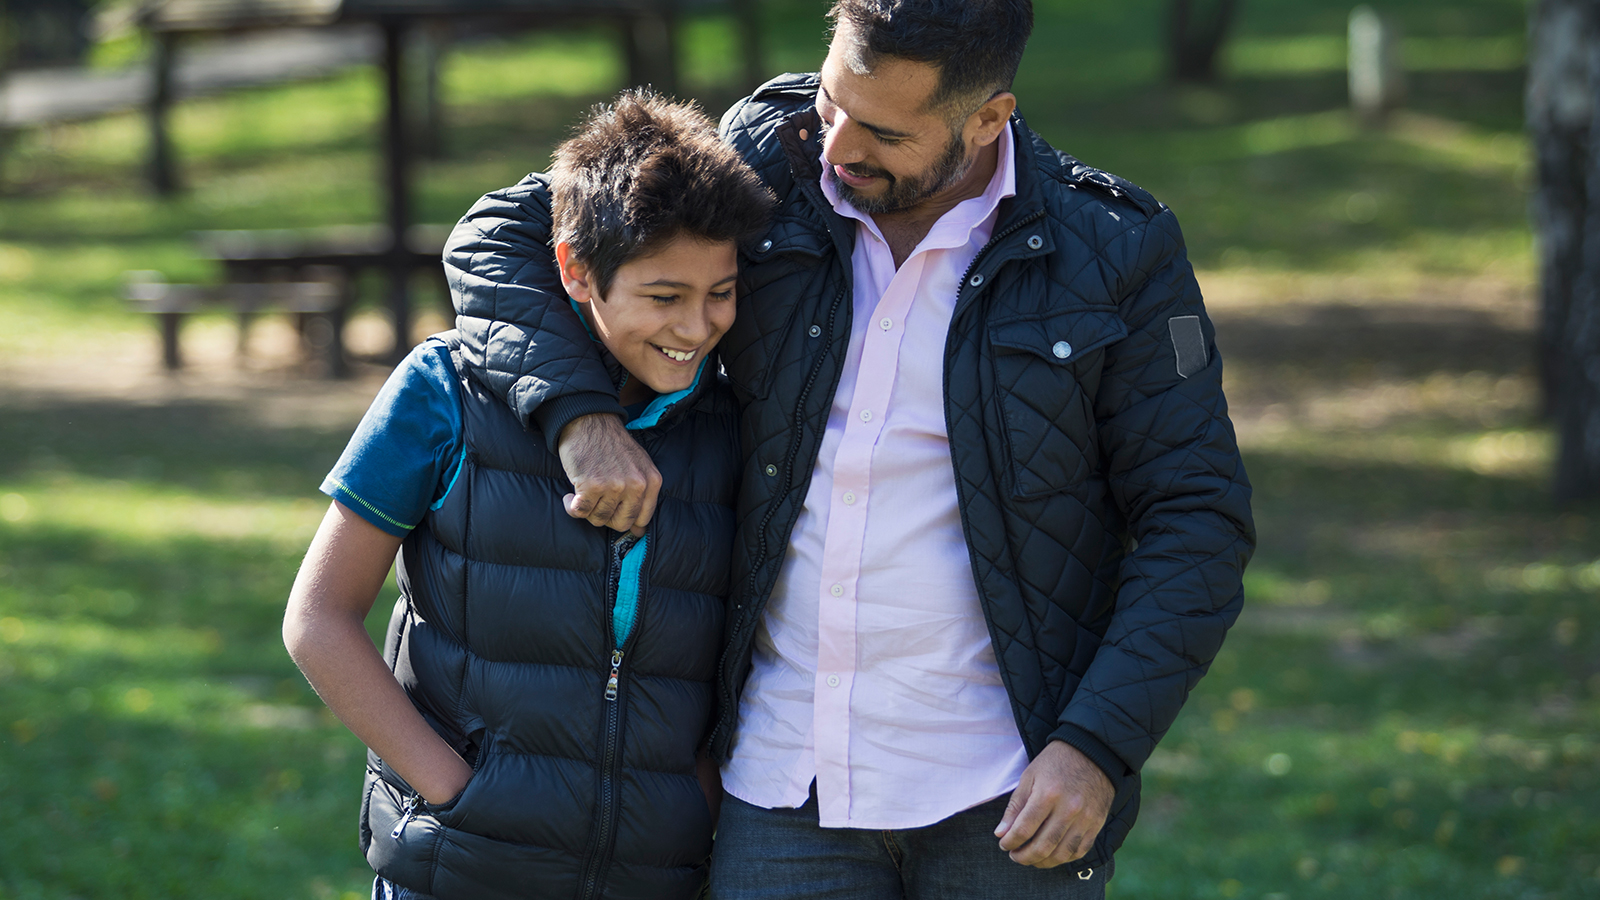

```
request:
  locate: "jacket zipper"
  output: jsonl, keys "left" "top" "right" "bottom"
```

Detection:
{"left": 390, "top": 793, "right": 420, "bottom": 839}
{"left": 387, "top": 724, "right": 489, "bottom": 842}
{"left": 709, "top": 282, "right": 848, "bottom": 755}
{"left": 578, "top": 532, "right": 644, "bottom": 900}
{"left": 711, "top": 210, "right": 1046, "bottom": 756}
{"left": 941, "top": 209, "right": 1053, "bottom": 768}
{"left": 953, "top": 208, "right": 1047, "bottom": 318}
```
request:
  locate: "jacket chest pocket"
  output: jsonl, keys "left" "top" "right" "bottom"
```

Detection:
{"left": 987, "top": 308, "right": 1128, "bottom": 499}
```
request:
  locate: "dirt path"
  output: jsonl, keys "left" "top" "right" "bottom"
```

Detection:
{"left": 0, "top": 271, "right": 1537, "bottom": 444}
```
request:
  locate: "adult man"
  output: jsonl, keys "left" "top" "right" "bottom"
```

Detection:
{"left": 445, "top": 1, "right": 1254, "bottom": 896}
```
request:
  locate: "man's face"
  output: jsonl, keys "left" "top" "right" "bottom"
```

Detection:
{"left": 816, "top": 26, "right": 976, "bottom": 215}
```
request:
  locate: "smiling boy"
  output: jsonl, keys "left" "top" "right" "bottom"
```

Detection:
{"left": 282, "top": 90, "right": 773, "bottom": 900}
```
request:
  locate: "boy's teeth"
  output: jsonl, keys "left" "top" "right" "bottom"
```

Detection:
{"left": 659, "top": 347, "right": 693, "bottom": 361}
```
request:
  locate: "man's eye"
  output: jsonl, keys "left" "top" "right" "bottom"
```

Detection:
{"left": 650, "top": 295, "right": 677, "bottom": 304}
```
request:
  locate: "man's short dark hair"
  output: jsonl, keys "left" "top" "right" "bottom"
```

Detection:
{"left": 550, "top": 89, "right": 775, "bottom": 298}
{"left": 827, "top": 0, "right": 1034, "bottom": 116}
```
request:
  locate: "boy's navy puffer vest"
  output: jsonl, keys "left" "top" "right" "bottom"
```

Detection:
{"left": 358, "top": 335, "right": 739, "bottom": 900}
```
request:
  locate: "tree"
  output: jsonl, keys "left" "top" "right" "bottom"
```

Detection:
{"left": 1529, "top": 0, "right": 1600, "bottom": 498}
{"left": 1167, "top": 0, "right": 1240, "bottom": 83}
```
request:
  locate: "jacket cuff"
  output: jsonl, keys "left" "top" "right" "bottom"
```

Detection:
{"left": 531, "top": 391, "right": 627, "bottom": 455}
{"left": 1048, "top": 723, "right": 1131, "bottom": 799}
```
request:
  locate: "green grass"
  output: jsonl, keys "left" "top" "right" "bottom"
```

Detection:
{"left": 2, "top": 0, "right": 1597, "bottom": 897}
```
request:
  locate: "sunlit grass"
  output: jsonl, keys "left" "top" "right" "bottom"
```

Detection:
{"left": 444, "top": 28, "right": 619, "bottom": 101}
{"left": 1229, "top": 34, "right": 1526, "bottom": 76}
{"left": 0, "top": 480, "right": 324, "bottom": 546}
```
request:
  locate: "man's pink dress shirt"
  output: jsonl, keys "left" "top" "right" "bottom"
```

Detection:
{"left": 722, "top": 125, "right": 1032, "bottom": 829}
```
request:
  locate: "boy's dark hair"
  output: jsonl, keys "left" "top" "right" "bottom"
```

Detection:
{"left": 550, "top": 89, "right": 775, "bottom": 299}
{"left": 827, "top": 0, "right": 1034, "bottom": 117}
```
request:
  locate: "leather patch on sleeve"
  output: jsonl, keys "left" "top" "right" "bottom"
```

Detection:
{"left": 1169, "top": 315, "right": 1207, "bottom": 378}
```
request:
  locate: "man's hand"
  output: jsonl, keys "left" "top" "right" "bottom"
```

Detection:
{"left": 994, "top": 740, "right": 1114, "bottom": 868}
{"left": 557, "top": 413, "right": 662, "bottom": 536}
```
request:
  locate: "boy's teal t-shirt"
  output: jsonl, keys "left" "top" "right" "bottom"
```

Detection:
{"left": 320, "top": 337, "right": 659, "bottom": 537}
{"left": 320, "top": 337, "right": 465, "bottom": 536}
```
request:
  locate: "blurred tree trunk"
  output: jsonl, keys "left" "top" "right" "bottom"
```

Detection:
{"left": 1167, "top": 0, "right": 1240, "bottom": 83}
{"left": 1531, "top": 0, "right": 1600, "bottom": 499}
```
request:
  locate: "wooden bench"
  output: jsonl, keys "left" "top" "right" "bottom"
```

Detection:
{"left": 125, "top": 224, "right": 450, "bottom": 376}
{"left": 125, "top": 269, "right": 349, "bottom": 375}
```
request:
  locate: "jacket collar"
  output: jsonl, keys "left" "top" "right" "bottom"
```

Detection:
{"left": 994, "top": 112, "right": 1049, "bottom": 238}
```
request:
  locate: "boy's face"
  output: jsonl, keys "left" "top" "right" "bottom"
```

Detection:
{"left": 558, "top": 235, "right": 738, "bottom": 406}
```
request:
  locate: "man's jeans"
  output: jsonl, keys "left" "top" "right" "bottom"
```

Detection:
{"left": 709, "top": 788, "right": 1111, "bottom": 900}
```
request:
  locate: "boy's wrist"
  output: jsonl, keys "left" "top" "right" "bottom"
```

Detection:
{"left": 414, "top": 752, "right": 474, "bottom": 806}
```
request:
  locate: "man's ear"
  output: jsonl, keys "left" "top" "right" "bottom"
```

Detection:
{"left": 965, "top": 91, "right": 1017, "bottom": 148}
{"left": 555, "top": 241, "right": 596, "bottom": 303}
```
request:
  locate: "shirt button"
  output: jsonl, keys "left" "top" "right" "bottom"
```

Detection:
{"left": 826, "top": 674, "right": 841, "bottom": 688}
{"left": 859, "top": 409, "right": 872, "bottom": 422}
{"left": 1027, "top": 234, "right": 1044, "bottom": 250}
{"left": 809, "top": 324, "right": 822, "bottom": 338}
{"left": 758, "top": 239, "right": 773, "bottom": 252}
{"left": 842, "top": 491, "right": 855, "bottom": 505}
{"left": 765, "top": 464, "right": 778, "bottom": 476}
{"left": 830, "top": 583, "right": 844, "bottom": 597}
{"left": 969, "top": 273, "right": 985, "bottom": 287}
{"left": 880, "top": 317, "right": 892, "bottom": 330}
{"left": 1053, "top": 341, "right": 1073, "bottom": 359}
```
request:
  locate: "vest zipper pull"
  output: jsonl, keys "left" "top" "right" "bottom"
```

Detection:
{"left": 605, "top": 649, "right": 624, "bottom": 701}
{"left": 390, "top": 794, "right": 419, "bottom": 839}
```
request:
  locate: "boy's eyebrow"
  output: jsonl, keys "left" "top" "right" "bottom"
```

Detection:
{"left": 819, "top": 84, "right": 915, "bottom": 140}
{"left": 638, "top": 274, "right": 738, "bottom": 289}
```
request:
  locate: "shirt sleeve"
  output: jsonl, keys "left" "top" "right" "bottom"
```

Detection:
{"left": 320, "top": 339, "right": 464, "bottom": 536}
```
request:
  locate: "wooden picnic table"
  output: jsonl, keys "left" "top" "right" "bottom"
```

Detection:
{"left": 127, "top": 0, "right": 764, "bottom": 360}
{"left": 194, "top": 223, "right": 450, "bottom": 281}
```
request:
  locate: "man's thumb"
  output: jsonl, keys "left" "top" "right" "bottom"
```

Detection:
{"left": 995, "top": 783, "right": 1028, "bottom": 837}
{"left": 563, "top": 492, "right": 591, "bottom": 518}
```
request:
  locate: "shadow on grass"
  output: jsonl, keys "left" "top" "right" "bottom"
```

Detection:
{"left": 1, "top": 678, "right": 374, "bottom": 899}
{"left": 0, "top": 517, "right": 392, "bottom": 898}
{"left": 1122, "top": 583, "right": 1600, "bottom": 896}
{"left": 0, "top": 395, "right": 352, "bottom": 499}
{"left": 1215, "top": 301, "right": 1532, "bottom": 380}
{"left": 1243, "top": 443, "right": 1547, "bottom": 525}
{"left": 0, "top": 520, "right": 307, "bottom": 663}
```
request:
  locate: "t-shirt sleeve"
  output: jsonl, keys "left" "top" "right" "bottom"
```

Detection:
{"left": 320, "top": 340, "right": 464, "bottom": 537}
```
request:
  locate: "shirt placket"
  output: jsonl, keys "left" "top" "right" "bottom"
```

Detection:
{"left": 811, "top": 252, "right": 927, "bottom": 825}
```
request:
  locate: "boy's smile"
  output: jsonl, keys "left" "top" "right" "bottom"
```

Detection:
{"left": 557, "top": 236, "right": 739, "bottom": 406}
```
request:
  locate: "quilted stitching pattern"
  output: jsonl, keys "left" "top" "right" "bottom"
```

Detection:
{"left": 445, "top": 175, "right": 621, "bottom": 430}
{"left": 442, "top": 74, "right": 1255, "bottom": 868}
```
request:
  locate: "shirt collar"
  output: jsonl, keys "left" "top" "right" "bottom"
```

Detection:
{"left": 819, "top": 120, "right": 1017, "bottom": 249}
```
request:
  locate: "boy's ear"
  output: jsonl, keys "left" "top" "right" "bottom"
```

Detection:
{"left": 555, "top": 241, "right": 595, "bottom": 303}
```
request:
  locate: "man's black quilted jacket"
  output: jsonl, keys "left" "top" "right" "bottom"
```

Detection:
{"left": 445, "top": 73, "right": 1255, "bottom": 870}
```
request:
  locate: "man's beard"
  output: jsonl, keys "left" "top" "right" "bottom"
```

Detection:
{"left": 827, "top": 128, "right": 975, "bottom": 215}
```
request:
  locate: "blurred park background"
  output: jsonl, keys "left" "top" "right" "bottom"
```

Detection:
{"left": 0, "top": 0, "right": 1596, "bottom": 897}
